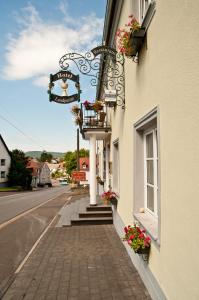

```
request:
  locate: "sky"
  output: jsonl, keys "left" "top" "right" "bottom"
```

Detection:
{"left": 0, "top": 0, "right": 107, "bottom": 153}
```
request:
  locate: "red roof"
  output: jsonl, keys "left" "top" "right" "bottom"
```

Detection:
{"left": 26, "top": 159, "right": 40, "bottom": 176}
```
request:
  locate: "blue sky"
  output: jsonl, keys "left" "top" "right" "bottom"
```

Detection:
{"left": 0, "top": 0, "right": 107, "bottom": 153}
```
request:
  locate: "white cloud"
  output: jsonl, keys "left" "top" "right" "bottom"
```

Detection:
{"left": 2, "top": 3, "right": 104, "bottom": 86}
{"left": 33, "top": 75, "right": 49, "bottom": 88}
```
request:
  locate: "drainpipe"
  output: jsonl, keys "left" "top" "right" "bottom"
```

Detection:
{"left": 90, "top": 134, "right": 97, "bottom": 205}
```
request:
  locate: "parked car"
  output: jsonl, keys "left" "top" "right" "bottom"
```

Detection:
{"left": 59, "top": 178, "right": 68, "bottom": 185}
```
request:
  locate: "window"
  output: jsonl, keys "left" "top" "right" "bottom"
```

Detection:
{"left": 139, "top": 0, "right": 151, "bottom": 23}
{"left": 144, "top": 129, "right": 158, "bottom": 216}
{"left": 1, "top": 159, "right": 5, "bottom": 166}
{"left": 1, "top": 171, "right": 6, "bottom": 178}
{"left": 134, "top": 108, "right": 159, "bottom": 241}
{"left": 113, "top": 140, "right": 119, "bottom": 193}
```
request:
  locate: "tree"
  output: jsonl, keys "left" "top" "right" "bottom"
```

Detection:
{"left": 64, "top": 149, "right": 89, "bottom": 176}
{"left": 40, "top": 151, "right": 53, "bottom": 162}
{"left": 77, "top": 148, "right": 89, "bottom": 157}
{"left": 8, "top": 149, "right": 32, "bottom": 189}
{"left": 64, "top": 151, "right": 77, "bottom": 176}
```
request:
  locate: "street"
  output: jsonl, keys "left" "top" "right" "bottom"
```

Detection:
{"left": 0, "top": 186, "right": 70, "bottom": 297}
{"left": 0, "top": 186, "right": 69, "bottom": 225}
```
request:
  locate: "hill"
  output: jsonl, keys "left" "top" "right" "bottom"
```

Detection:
{"left": 25, "top": 151, "right": 65, "bottom": 159}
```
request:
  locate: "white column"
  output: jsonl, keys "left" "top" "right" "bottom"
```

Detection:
{"left": 105, "top": 143, "right": 109, "bottom": 191}
{"left": 90, "top": 134, "right": 97, "bottom": 205}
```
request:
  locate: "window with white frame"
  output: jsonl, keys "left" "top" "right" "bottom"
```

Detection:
{"left": 134, "top": 108, "right": 159, "bottom": 241}
{"left": 139, "top": 0, "right": 151, "bottom": 23}
{"left": 144, "top": 129, "right": 158, "bottom": 217}
{"left": 113, "top": 140, "right": 119, "bottom": 193}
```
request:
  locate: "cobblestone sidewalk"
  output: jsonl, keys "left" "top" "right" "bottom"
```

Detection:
{"left": 3, "top": 224, "right": 151, "bottom": 300}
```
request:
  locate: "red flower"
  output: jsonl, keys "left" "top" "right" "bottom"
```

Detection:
{"left": 124, "top": 226, "right": 128, "bottom": 233}
{"left": 139, "top": 233, "right": 144, "bottom": 238}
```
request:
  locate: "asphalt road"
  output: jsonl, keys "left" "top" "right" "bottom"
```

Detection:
{"left": 0, "top": 186, "right": 69, "bottom": 225}
{"left": 0, "top": 186, "right": 71, "bottom": 297}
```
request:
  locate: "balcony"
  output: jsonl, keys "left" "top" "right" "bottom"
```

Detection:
{"left": 80, "top": 104, "right": 111, "bottom": 140}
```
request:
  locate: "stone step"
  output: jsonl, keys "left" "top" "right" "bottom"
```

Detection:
{"left": 79, "top": 211, "right": 112, "bottom": 218}
{"left": 86, "top": 206, "right": 112, "bottom": 212}
{"left": 71, "top": 217, "right": 113, "bottom": 226}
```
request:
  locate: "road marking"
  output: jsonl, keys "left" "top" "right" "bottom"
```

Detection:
{"left": 15, "top": 215, "right": 57, "bottom": 274}
{"left": 15, "top": 195, "right": 72, "bottom": 274}
{"left": 0, "top": 193, "right": 68, "bottom": 231}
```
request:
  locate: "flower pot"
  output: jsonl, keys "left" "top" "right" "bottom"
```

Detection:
{"left": 135, "top": 247, "right": 150, "bottom": 255}
{"left": 127, "top": 28, "right": 146, "bottom": 57}
{"left": 110, "top": 197, "right": 118, "bottom": 206}
{"left": 85, "top": 105, "right": 93, "bottom": 110}
{"left": 102, "top": 198, "right": 110, "bottom": 205}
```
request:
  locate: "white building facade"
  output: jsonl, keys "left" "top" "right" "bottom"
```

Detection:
{"left": 0, "top": 135, "right": 11, "bottom": 187}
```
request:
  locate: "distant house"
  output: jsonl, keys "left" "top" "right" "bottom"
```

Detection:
{"left": 0, "top": 135, "right": 11, "bottom": 187}
{"left": 46, "top": 162, "right": 66, "bottom": 177}
{"left": 27, "top": 159, "right": 51, "bottom": 187}
{"left": 79, "top": 157, "right": 89, "bottom": 171}
{"left": 79, "top": 157, "right": 89, "bottom": 183}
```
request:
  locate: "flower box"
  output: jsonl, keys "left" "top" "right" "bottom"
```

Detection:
{"left": 123, "top": 224, "right": 151, "bottom": 259}
{"left": 135, "top": 247, "right": 150, "bottom": 255}
{"left": 127, "top": 28, "right": 146, "bottom": 57}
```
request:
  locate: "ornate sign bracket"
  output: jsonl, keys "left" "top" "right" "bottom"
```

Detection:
{"left": 59, "top": 46, "right": 125, "bottom": 108}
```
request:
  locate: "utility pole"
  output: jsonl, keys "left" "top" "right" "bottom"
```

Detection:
{"left": 77, "top": 128, "right": 80, "bottom": 171}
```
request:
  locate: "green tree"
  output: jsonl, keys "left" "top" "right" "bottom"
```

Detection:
{"left": 64, "top": 149, "right": 89, "bottom": 176}
{"left": 40, "top": 151, "right": 53, "bottom": 162}
{"left": 64, "top": 151, "right": 77, "bottom": 175}
{"left": 8, "top": 149, "right": 32, "bottom": 189}
{"left": 76, "top": 148, "right": 89, "bottom": 157}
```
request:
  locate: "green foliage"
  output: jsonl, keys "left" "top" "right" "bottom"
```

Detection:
{"left": 39, "top": 151, "right": 53, "bottom": 163}
{"left": 51, "top": 170, "right": 63, "bottom": 179}
{"left": 76, "top": 148, "right": 89, "bottom": 157}
{"left": 8, "top": 149, "right": 32, "bottom": 189}
{"left": 64, "top": 151, "right": 77, "bottom": 175}
{"left": 64, "top": 148, "right": 89, "bottom": 176}
{"left": 123, "top": 224, "right": 151, "bottom": 252}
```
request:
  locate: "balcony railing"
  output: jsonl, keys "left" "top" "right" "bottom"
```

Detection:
{"left": 81, "top": 105, "right": 111, "bottom": 129}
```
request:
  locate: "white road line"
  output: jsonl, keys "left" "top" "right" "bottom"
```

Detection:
{"left": 15, "top": 215, "right": 57, "bottom": 274}
{"left": 0, "top": 193, "right": 67, "bottom": 231}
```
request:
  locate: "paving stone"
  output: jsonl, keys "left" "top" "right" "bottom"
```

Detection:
{"left": 3, "top": 200, "right": 151, "bottom": 300}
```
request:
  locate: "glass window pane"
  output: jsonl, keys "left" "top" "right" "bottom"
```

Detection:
{"left": 147, "top": 185, "right": 154, "bottom": 212}
{"left": 147, "top": 160, "right": 154, "bottom": 184}
{"left": 146, "top": 133, "right": 153, "bottom": 158}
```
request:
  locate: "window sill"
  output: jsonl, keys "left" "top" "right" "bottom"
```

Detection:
{"left": 134, "top": 212, "right": 158, "bottom": 243}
